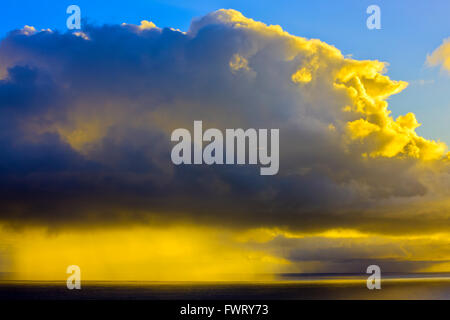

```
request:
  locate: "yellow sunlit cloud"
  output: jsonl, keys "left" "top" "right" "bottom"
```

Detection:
{"left": 0, "top": 225, "right": 288, "bottom": 281}
{"left": 427, "top": 37, "right": 450, "bottom": 73}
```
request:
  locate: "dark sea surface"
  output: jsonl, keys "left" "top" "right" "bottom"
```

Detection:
{"left": 1, "top": 273, "right": 449, "bottom": 300}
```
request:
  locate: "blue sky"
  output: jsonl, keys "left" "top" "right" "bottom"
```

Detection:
{"left": 1, "top": 0, "right": 449, "bottom": 143}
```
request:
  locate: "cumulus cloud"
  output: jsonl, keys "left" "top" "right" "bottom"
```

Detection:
{"left": 0, "top": 9, "right": 448, "bottom": 240}
{"left": 427, "top": 37, "right": 450, "bottom": 73}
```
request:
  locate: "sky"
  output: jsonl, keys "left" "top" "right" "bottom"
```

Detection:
{"left": 0, "top": 1, "right": 449, "bottom": 281}
{"left": 1, "top": 0, "right": 449, "bottom": 144}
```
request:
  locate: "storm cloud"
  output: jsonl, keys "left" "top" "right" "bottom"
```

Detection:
{"left": 0, "top": 9, "right": 449, "bottom": 236}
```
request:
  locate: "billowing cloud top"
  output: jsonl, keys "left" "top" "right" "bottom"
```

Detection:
{"left": 0, "top": 9, "right": 449, "bottom": 237}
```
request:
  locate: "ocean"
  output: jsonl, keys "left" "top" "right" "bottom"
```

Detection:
{"left": 1, "top": 273, "right": 449, "bottom": 300}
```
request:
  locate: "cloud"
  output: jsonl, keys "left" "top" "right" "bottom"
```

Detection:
{"left": 0, "top": 9, "right": 448, "bottom": 239}
{"left": 427, "top": 37, "right": 450, "bottom": 73}
{"left": 0, "top": 225, "right": 287, "bottom": 280}
{"left": 427, "top": 38, "right": 450, "bottom": 72}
